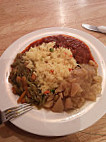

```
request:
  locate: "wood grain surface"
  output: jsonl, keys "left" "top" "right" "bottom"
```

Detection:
{"left": 0, "top": 0, "right": 106, "bottom": 142}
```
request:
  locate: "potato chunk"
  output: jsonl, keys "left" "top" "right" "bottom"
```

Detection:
{"left": 52, "top": 96, "right": 64, "bottom": 112}
{"left": 64, "top": 97, "right": 73, "bottom": 110}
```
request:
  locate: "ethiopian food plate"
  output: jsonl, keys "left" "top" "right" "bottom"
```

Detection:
{"left": 0, "top": 27, "right": 106, "bottom": 136}
{"left": 9, "top": 34, "right": 102, "bottom": 113}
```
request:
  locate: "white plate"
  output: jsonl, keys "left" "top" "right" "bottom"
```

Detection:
{"left": 0, "top": 27, "right": 106, "bottom": 136}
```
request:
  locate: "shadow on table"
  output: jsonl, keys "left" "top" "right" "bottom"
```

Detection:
{"left": 0, "top": 122, "right": 79, "bottom": 142}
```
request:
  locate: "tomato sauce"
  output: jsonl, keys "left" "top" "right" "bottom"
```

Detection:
{"left": 22, "top": 34, "right": 94, "bottom": 64}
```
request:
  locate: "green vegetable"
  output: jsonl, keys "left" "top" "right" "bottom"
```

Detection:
{"left": 9, "top": 52, "right": 47, "bottom": 108}
{"left": 49, "top": 48, "right": 54, "bottom": 52}
{"left": 50, "top": 89, "right": 55, "bottom": 94}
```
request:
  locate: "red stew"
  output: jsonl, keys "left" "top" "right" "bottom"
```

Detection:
{"left": 22, "top": 34, "right": 94, "bottom": 64}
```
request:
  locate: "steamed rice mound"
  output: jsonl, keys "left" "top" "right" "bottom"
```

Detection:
{"left": 23, "top": 42, "right": 77, "bottom": 93}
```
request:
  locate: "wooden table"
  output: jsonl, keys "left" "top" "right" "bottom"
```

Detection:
{"left": 0, "top": 0, "right": 106, "bottom": 142}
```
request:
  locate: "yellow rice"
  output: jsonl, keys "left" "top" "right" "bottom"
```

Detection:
{"left": 23, "top": 42, "right": 77, "bottom": 93}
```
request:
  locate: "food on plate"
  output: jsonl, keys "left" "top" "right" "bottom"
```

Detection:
{"left": 9, "top": 35, "right": 102, "bottom": 112}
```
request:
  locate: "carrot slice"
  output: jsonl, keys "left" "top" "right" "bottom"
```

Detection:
{"left": 31, "top": 74, "right": 36, "bottom": 80}
{"left": 69, "top": 68, "right": 72, "bottom": 72}
{"left": 17, "top": 91, "right": 26, "bottom": 103}
{"left": 22, "top": 76, "right": 28, "bottom": 91}
{"left": 16, "top": 76, "right": 21, "bottom": 83}
{"left": 44, "top": 90, "right": 50, "bottom": 94}
{"left": 50, "top": 70, "right": 54, "bottom": 73}
{"left": 27, "top": 92, "right": 31, "bottom": 98}
{"left": 64, "top": 52, "right": 67, "bottom": 55}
